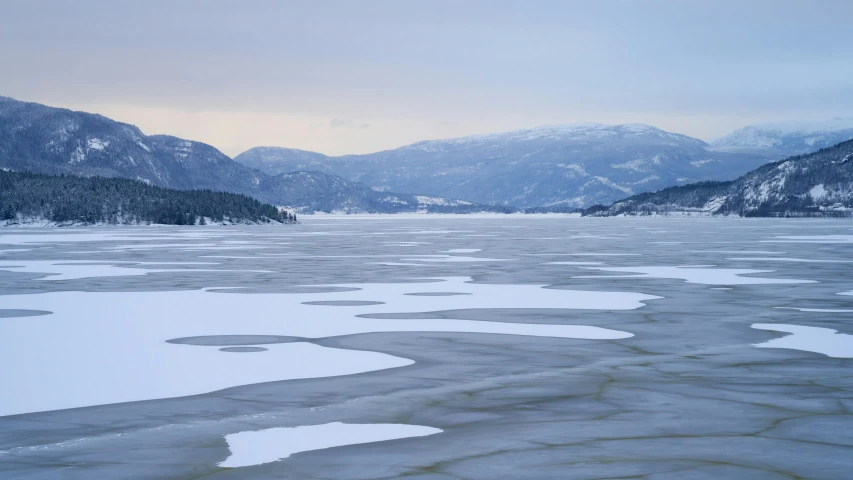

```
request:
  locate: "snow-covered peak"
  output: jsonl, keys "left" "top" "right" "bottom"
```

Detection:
{"left": 713, "top": 117, "right": 853, "bottom": 153}
{"left": 747, "top": 117, "right": 853, "bottom": 135}
{"left": 403, "top": 123, "right": 704, "bottom": 152}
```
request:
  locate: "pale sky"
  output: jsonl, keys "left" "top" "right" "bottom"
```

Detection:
{"left": 2, "top": 0, "right": 852, "bottom": 156}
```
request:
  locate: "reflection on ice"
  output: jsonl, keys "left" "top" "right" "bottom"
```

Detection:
{"left": 219, "top": 422, "right": 442, "bottom": 468}
{"left": 752, "top": 324, "right": 853, "bottom": 358}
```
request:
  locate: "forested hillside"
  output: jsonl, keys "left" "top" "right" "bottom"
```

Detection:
{"left": 587, "top": 139, "right": 853, "bottom": 217}
{"left": 0, "top": 171, "right": 296, "bottom": 226}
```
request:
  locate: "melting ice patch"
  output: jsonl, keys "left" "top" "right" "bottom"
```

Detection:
{"left": 577, "top": 266, "right": 814, "bottom": 285}
{"left": 219, "top": 422, "right": 442, "bottom": 468}
{"left": 752, "top": 324, "right": 853, "bottom": 358}
{"left": 0, "top": 277, "right": 654, "bottom": 416}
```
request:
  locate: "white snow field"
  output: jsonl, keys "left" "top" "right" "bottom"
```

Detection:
{"left": 576, "top": 266, "right": 814, "bottom": 285}
{"left": 0, "top": 277, "right": 656, "bottom": 416}
{"left": 0, "top": 260, "right": 267, "bottom": 281}
{"left": 751, "top": 324, "right": 853, "bottom": 358}
{"left": 219, "top": 422, "right": 442, "bottom": 467}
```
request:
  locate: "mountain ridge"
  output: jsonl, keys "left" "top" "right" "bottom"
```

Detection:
{"left": 235, "top": 123, "right": 772, "bottom": 208}
{"left": 0, "top": 96, "right": 497, "bottom": 214}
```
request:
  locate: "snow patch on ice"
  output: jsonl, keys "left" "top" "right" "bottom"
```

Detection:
{"left": 577, "top": 266, "right": 814, "bottom": 285}
{"left": 402, "top": 255, "right": 511, "bottom": 263}
{"left": 727, "top": 257, "right": 851, "bottom": 264}
{"left": 0, "top": 276, "right": 654, "bottom": 416}
{"left": 752, "top": 324, "right": 853, "bottom": 358}
{"left": 0, "top": 260, "right": 262, "bottom": 281}
{"left": 219, "top": 422, "right": 442, "bottom": 467}
{"left": 766, "top": 235, "right": 853, "bottom": 244}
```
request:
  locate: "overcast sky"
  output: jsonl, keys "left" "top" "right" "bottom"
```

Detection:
{"left": 2, "top": 0, "right": 852, "bottom": 156}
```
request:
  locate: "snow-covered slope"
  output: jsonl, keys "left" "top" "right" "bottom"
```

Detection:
{"left": 711, "top": 118, "right": 853, "bottom": 156}
{"left": 594, "top": 139, "right": 853, "bottom": 217}
{"left": 236, "top": 123, "right": 772, "bottom": 208}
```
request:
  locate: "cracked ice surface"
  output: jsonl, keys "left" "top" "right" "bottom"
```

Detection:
{"left": 4, "top": 218, "right": 853, "bottom": 480}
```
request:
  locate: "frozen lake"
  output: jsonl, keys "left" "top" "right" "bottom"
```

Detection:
{"left": 1, "top": 216, "right": 852, "bottom": 479}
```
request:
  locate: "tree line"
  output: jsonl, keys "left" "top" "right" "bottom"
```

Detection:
{"left": 0, "top": 170, "right": 297, "bottom": 225}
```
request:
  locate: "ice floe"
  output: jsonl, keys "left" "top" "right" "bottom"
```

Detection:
{"left": 577, "top": 266, "right": 814, "bottom": 285}
{"left": 751, "top": 324, "right": 853, "bottom": 358}
{"left": 219, "top": 422, "right": 442, "bottom": 468}
{"left": 0, "top": 277, "right": 654, "bottom": 415}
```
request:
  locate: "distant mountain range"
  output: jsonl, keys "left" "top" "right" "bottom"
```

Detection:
{"left": 0, "top": 96, "right": 493, "bottom": 214}
{"left": 3, "top": 95, "right": 852, "bottom": 213}
{"left": 588, "top": 139, "right": 853, "bottom": 217}
{"left": 710, "top": 118, "right": 853, "bottom": 156}
{"left": 237, "top": 122, "right": 846, "bottom": 209}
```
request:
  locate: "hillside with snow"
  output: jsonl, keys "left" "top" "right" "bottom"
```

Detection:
{"left": 236, "top": 123, "right": 772, "bottom": 208}
{"left": 591, "top": 139, "right": 853, "bottom": 217}
{"left": 711, "top": 118, "right": 853, "bottom": 156}
{"left": 0, "top": 96, "right": 498, "bottom": 214}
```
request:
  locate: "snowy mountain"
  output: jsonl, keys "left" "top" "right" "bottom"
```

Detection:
{"left": 236, "top": 124, "right": 772, "bottom": 208}
{"left": 0, "top": 96, "right": 492, "bottom": 214}
{"left": 236, "top": 146, "right": 333, "bottom": 176}
{"left": 711, "top": 118, "right": 853, "bottom": 156}
{"left": 258, "top": 171, "right": 514, "bottom": 214}
{"left": 591, "top": 139, "right": 853, "bottom": 217}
